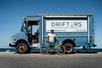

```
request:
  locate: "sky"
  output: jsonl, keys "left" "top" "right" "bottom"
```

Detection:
{"left": 0, "top": 0, "right": 102, "bottom": 48}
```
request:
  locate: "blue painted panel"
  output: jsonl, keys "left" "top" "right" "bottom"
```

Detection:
{"left": 40, "top": 15, "right": 94, "bottom": 47}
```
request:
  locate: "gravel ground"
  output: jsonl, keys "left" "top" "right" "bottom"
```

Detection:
{"left": 0, "top": 52, "right": 102, "bottom": 68}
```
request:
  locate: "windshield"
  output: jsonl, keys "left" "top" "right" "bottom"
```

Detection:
{"left": 21, "top": 22, "right": 28, "bottom": 32}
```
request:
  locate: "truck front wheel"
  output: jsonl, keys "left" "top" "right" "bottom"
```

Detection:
{"left": 62, "top": 43, "right": 74, "bottom": 54}
{"left": 16, "top": 42, "right": 29, "bottom": 54}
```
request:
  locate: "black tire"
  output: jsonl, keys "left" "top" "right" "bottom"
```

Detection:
{"left": 63, "top": 43, "right": 74, "bottom": 54}
{"left": 16, "top": 42, "right": 29, "bottom": 54}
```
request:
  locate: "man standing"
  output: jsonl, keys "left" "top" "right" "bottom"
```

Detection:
{"left": 46, "top": 29, "right": 57, "bottom": 54}
{"left": 47, "top": 29, "right": 56, "bottom": 43}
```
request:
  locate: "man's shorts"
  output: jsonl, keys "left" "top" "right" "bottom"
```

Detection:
{"left": 47, "top": 42, "right": 55, "bottom": 48}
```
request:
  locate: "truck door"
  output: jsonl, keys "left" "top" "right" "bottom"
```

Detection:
{"left": 28, "top": 21, "right": 39, "bottom": 44}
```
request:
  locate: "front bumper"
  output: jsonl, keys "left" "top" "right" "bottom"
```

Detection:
{"left": 9, "top": 43, "right": 16, "bottom": 47}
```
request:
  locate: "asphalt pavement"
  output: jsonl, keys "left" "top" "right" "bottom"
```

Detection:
{"left": 0, "top": 52, "right": 102, "bottom": 68}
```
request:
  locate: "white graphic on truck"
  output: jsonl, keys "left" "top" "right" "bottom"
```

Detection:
{"left": 46, "top": 20, "right": 87, "bottom": 32}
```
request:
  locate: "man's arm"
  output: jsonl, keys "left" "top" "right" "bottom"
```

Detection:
{"left": 54, "top": 34, "right": 57, "bottom": 42}
{"left": 46, "top": 34, "right": 49, "bottom": 42}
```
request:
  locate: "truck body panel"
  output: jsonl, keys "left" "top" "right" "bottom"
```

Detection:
{"left": 42, "top": 15, "right": 94, "bottom": 47}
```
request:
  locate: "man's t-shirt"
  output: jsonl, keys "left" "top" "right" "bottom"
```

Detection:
{"left": 47, "top": 33, "right": 56, "bottom": 42}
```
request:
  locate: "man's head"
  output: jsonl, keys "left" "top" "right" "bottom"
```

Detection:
{"left": 51, "top": 29, "right": 54, "bottom": 34}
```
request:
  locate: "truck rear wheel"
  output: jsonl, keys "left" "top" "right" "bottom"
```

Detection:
{"left": 16, "top": 42, "right": 29, "bottom": 54}
{"left": 63, "top": 43, "right": 74, "bottom": 54}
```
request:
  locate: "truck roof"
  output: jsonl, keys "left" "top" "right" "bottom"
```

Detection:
{"left": 24, "top": 14, "right": 93, "bottom": 21}
{"left": 26, "top": 14, "right": 92, "bottom": 17}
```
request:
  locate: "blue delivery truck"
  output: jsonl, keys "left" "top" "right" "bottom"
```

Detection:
{"left": 9, "top": 14, "right": 96, "bottom": 54}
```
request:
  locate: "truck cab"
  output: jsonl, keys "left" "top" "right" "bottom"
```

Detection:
{"left": 9, "top": 16, "right": 41, "bottom": 53}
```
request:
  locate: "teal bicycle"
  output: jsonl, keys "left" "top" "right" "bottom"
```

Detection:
{"left": 40, "top": 39, "right": 62, "bottom": 55}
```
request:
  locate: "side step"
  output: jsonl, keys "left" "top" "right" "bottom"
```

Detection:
{"left": 31, "top": 43, "right": 40, "bottom": 48}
